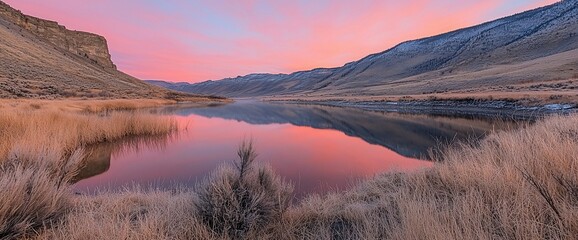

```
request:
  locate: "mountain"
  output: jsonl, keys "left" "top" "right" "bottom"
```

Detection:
{"left": 145, "top": 80, "right": 193, "bottom": 92}
{"left": 0, "top": 1, "right": 191, "bottom": 99}
{"left": 149, "top": 0, "right": 578, "bottom": 100}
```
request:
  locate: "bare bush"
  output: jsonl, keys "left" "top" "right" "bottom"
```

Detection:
{"left": 195, "top": 140, "right": 293, "bottom": 239}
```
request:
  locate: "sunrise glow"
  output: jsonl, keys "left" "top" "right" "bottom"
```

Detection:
{"left": 4, "top": 0, "right": 558, "bottom": 82}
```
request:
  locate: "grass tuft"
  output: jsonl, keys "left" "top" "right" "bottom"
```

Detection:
{"left": 0, "top": 156, "right": 77, "bottom": 239}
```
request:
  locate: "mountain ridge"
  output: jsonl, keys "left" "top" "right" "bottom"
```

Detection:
{"left": 149, "top": 0, "right": 578, "bottom": 101}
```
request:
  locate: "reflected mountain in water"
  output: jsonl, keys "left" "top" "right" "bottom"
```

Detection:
{"left": 171, "top": 101, "right": 520, "bottom": 159}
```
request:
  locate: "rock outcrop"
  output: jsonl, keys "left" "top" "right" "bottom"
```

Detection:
{"left": 0, "top": 1, "right": 116, "bottom": 69}
{"left": 0, "top": 0, "right": 201, "bottom": 99}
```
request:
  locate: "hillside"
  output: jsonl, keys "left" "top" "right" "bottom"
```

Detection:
{"left": 0, "top": 1, "right": 192, "bottom": 99}
{"left": 150, "top": 0, "right": 578, "bottom": 102}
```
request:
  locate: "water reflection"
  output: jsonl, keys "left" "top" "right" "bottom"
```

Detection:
{"left": 74, "top": 102, "right": 522, "bottom": 197}
{"left": 73, "top": 134, "right": 175, "bottom": 185}
{"left": 168, "top": 101, "right": 520, "bottom": 159}
{"left": 72, "top": 143, "right": 112, "bottom": 183}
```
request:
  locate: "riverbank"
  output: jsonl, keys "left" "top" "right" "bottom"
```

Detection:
{"left": 0, "top": 97, "right": 230, "bottom": 113}
{"left": 270, "top": 99, "right": 578, "bottom": 120}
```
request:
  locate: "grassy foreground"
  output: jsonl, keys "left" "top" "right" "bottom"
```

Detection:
{"left": 1, "top": 101, "right": 577, "bottom": 239}
{"left": 0, "top": 100, "right": 179, "bottom": 160}
{"left": 0, "top": 100, "right": 178, "bottom": 239}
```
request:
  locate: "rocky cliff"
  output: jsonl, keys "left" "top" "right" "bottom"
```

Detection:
{"left": 0, "top": 1, "right": 202, "bottom": 99}
{"left": 0, "top": 1, "right": 116, "bottom": 69}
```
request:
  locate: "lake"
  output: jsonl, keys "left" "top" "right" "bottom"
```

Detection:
{"left": 73, "top": 101, "right": 520, "bottom": 197}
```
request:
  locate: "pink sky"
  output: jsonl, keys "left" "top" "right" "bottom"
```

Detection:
{"left": 4, "top": 0, "right": 559, "bottom": 83}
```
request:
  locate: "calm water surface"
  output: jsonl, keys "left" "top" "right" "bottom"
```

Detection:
{"left": 74, "top": 101, "right": 519, "bottom": 197}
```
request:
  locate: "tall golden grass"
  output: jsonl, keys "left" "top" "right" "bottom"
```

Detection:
{"left": 0, "top": 100, "right": 178, "bottom": 239}
{"left": 0, "top": 102, "right": 177, "bottom": 162}
{"left": 0, "top": 163, "right": 70, "bottom": 240}
{"left": 3, "top": 101, "right": 577, "bottom": 239}
{"left": 0, "top": 99, "right": 179, "bottom": 113}
{"left": 282, "top": 115, "right": 578, "bottom": 239}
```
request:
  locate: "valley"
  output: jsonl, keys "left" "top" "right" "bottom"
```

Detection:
{"left": 1, "top": 0, "right": 578, "bottom": 239}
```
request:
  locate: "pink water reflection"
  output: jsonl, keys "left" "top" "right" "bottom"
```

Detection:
{"left": 74, "top": 114, "right": 431, "bottom": 197}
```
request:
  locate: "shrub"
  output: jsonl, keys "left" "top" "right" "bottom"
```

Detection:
{"left": 195, "top": 140, "right": 293, "bottom": 239}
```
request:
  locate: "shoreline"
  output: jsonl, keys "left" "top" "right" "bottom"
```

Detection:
{"left": 267, "top": 99, "right": 578, "bottom": 120}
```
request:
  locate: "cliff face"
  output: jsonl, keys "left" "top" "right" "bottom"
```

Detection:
{"left": 0, "top": 0, "right": 197, "bottom": 99}
{"left": 0, "top": 1, "right": 116, "bottom": 69}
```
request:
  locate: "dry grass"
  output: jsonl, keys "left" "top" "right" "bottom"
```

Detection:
{"left": 0, "top": 157, "right": 76, "bottom": 240}
{"left": 3, "top": 100, "right": 578, "bottom": 239}
{"left": 0, "top": 100, "right": 179, "bottom": 239}
{"left": 0, "top": 98, "right": 212, "bottom": 113}
{"left": 0, "top": 100, "right": 178, "bottom": 161}
{"left": 32, "top": 188, "right": 216, "bottom": 240}
{"left": 281, "top": 114, "right": 578, "bottom": 239}
{"left": 32, "top": 141, "right": 293, "bottom": 240}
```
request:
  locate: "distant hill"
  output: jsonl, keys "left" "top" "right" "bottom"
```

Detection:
{"left": 150, "top": 0, "right": 578, "bottom": 101}
{"left": 0, "top": 1, "right": 190, "bottom": 99}
{"left": 145, "top": 80, "right": 192, "bottom": 92}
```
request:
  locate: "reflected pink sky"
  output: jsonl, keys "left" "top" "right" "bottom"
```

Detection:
{"left": 74, "top": 114, "right": 431, "bottom": 197}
